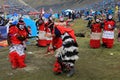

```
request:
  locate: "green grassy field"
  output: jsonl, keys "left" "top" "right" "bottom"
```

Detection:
{"left": 1, "top": 19, "right": 120, "bottom": 80}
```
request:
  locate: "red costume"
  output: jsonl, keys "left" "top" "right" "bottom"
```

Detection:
{"left": 90, "top": 22, "right": 102, "bottom": 48}
{"left": 37, "top": 22, "right": 47, "bottom": 47}
{"left": 45, "top": 19, "right": 55, "bottom": 53}
{"left": 45, "top": 25, "right": 53, "bottom": 45}
{"left": 53, "top": 25, "right": 79, "bottom": 77}
{"left": 8, "top": 21, "right": 28, "bottom": 69}
{"left": 102, "top": 19, "right": 115, "bottom": 48}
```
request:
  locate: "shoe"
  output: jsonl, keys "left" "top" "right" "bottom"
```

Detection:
{"left": 54, "top": 72, "right": 62, "bottom": 75}
{"left": 11, "top": 65, "right": 17, "bottom": 69}
{"left": 102, "top": 43, "right": 106, "bottom": 48}
{"left": 19, "top": 64, "right": 26, "bottom": 68}
{"left": 24, "top": 48, "right": 27, "bottom": 50}
{"left": 67, "top": 67, "right": 75, "bottom": 77}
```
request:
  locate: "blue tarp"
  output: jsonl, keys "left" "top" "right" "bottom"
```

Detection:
{"left": 0, "top": 26, "right": 7, "bottom": 41}
{"left": 7, "top": 14, "right": 37, "bottom": 37}
{"left": 23, "top": 18, "right": 37, "bottom": 37}
{"left": 53, "top": 13, "right": 59, "bottom": 19}
{"left": 43, "top": 13, "right": 52, "bottom": 19}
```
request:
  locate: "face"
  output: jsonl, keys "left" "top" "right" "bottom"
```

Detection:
{"left": 108, "top": 15, "right": 112, "bottom": 20}
{"left": 19, "top": 24, "right": 24, "bottom": 30}
{"left": 96, "top": 19, "right": 100, "bottom": 22}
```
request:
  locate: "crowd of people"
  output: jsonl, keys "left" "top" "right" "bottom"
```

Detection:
{"left": 5, "top": 13, "right": 79, "bottom": 77}
{"left": 36, "top": 15, "right": 79, "bottom": 77}
{"left": 89, "top": 15, "right": 116, "bottom": 48}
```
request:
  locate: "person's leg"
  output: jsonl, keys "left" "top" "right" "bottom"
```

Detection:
{"left": 66, "top": 62, "right": 75, "bottom": 77}
{"left": 18, "top": 54, "right": 26, "bottom": 68}
{"left": 53, "top": 58, "right": 62, "bottom": 74}
{"left": 9, "top": 51, "right": 18, "bottom": 69}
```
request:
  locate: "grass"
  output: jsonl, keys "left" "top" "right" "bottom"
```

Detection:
{"left": 1, "top": 19, "right": 120, "bottom": 80}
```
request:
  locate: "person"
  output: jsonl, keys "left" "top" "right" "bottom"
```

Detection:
{"left": 18, "top": 19, "right": 29, "bottom": 50}
{"left": 102, "top": 15, "right": 116, "bottom": 48}
{"left": 45, "top": 17, "right": 70, "bottom": 55}
{"left": 0, "top": 31, "right": 2, "bottom": 40}
{"left": 0, "top": 16, "right": 4, "bottom": 26}
{"left": 118, "top": 28, "right": 120, "bottom": 42}
{"left": 52, "top": 25, "right": 79, "bottom": 77}
{"left": 72, "top": 11, "right": 75, "bottom": 21}
{"left": 8, "top": 20, "right": 28, "bottom": 69}
{"left": 36, "top": 17, "right": 47, "bottom": 47}
{"left": 27, "top": 26, "right": 31, "bottom": 36}
{"left": 87, "top": 19, "right": 93, "bottom": 28}
{"left": 118, "top": 8, "right": 120, "bottom": 22}
{"left": 45, "top": 17, "right": 55, "bottom": 54}
{"left": 89, "top": 19, "right": 102, "bottom": 48}
{"left": 45, "top": 17, "right": 54, "bottom": 45}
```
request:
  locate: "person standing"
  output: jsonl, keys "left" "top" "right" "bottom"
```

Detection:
{"left": 102, "top": 15, "right": 116, "bottom": 48}
{"left": 8, "top": 20, "right": 28, "bottom": 69}
{"left": 118, "top": 8, "right": 120, "bottom": 22}
{"left": 36, "top": 17, "right": 47, "bottom": 47}
{"left": 117, "top": 28, "right": 120, "bottom": 42}
{"left": 90, "top": 19, "right": 102, "bottom": 48}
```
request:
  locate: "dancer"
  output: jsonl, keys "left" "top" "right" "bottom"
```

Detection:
{"left": 8, "top": 20, "right": 28, "bottom": 69}
{"left": 90, "top": 19, "right": 102, "bottom": 48}
{"left": 102, "top": 15, "right": 116, "bottom": 48}
{"left": 52, "top": 25, "right": 79, "bottom": 77}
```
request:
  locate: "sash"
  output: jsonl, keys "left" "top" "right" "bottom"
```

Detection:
{"left": 9, "top": 44, "right": 25, "bottom": 56}
{"left": 102, "top": 31, "right": 114, "bottom": 39}
{"left": 90, "top": 32, "right": 101, "bottom": 40}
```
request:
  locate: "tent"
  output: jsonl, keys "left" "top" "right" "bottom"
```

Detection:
{"left": 23, "top": 18, "right": 37, "bottom": 37}
{"left": 62, "top": 9, "right": 74, "bottom": 16}
{"left": 0, "top": 40, "right": 8, "bottom": 47}
{"left": 64, "top": 9, "right": 73, "bottom": 13}
{"left": 53, "top": 13, "right": 59, "bottom": 19}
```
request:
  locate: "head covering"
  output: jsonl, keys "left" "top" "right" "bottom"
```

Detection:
{"left": 17, "top": 20, "right": 25, "bottom": 30}
{"left": 55, "top": 25, "right": 76, "bottom": 42}
{"left": 96, "top": 19, "right": 100, "bottom": 22}
{"left": 59, "top": 16, "right": 64, "bottom": 22}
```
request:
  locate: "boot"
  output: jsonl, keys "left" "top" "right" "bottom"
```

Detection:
{"left": 18, "top": 55, "right": 26, "bottom": 68}
{"left": 9, "top": 51, "right": 19, "bottom": 69}
{"left": 67, "top": 67, "right": 75, "bottom": 77}
{"left": 53, "top": 60, "right": 62, "bottom": 75}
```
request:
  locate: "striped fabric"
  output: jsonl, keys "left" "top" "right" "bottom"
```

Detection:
{"left": 56, "top": 32, "right": 79, "bottom": 67}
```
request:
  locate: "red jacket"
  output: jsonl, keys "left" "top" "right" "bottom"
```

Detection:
{"left": 52, "top": 37, "right": 62, "bottom": 49}
{"left": 9, "top": 25, "right": 28, "bottom": 45}
{"left": 38, "top": 23, "right": 45, "bottom": 31}
{"left": 103, "top": 20, "right": 115, "bottom": 31}
{"left": 91, "top": 23, "right": 102, "bottom": 32}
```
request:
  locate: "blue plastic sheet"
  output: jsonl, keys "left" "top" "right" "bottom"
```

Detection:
{"left": 0, "top": 26, "right": 7, "bottom": 41}
{"left": 23, "top": 18, "right": 37, "bottom": 37}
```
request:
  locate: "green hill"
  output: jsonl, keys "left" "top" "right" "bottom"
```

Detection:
{"left": 23, "top": 0, "right": 103, "bottom": 11}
